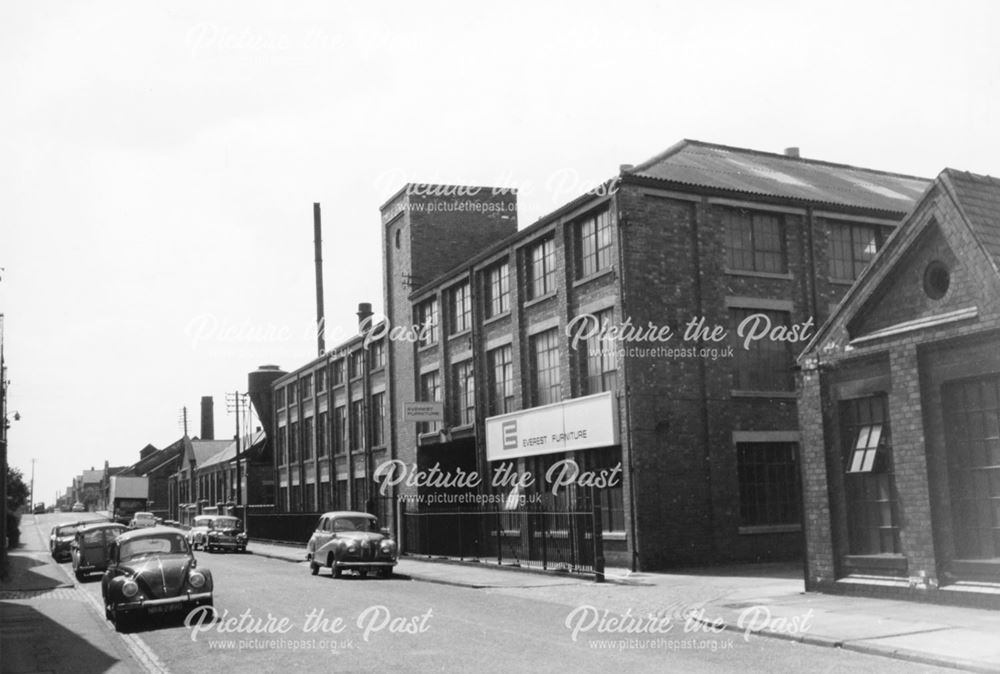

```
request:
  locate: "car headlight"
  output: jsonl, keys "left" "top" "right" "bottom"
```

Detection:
{"left": 347, "top": 544, "right": 358, "bottom": 553}
{"left": 188, "top": 572, "right": 206, "bottom": 589}
{"left": 122, "top": 580, "right": 139, "bottom": 598}
{"left": 380, "top": 541, "right": 395, "bottom": 553}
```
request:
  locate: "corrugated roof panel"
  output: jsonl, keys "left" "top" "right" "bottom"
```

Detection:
{"left": 631, "top": 141, "right": 930, "bottom": 212}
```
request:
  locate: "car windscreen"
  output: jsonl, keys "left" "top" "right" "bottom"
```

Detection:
{"left": 332, "top": 516, "right": 379, "bottom": 532}
{"left": 119, "top": 534, "right": 188, "bottom": 560}
{"left": 211, "top": 517, "right": 241, "bottom": 529}
{"left": 57, "top": 525, "right": 80, "bottom": 537}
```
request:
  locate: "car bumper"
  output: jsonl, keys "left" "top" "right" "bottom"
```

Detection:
{"left": 115, "top": 591, "right": 213, "bottom": 612}
{"left": 206, "top": 538, "right": 246, "bottom": 549}
{"left": 333, "top": 560, "right": 397, "bottom": 570}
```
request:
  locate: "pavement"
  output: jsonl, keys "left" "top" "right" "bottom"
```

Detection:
{"left": 3, "top": 518, "right": 1000, "bottom": 673}
{"left": 250, "top": 539, "right": 1000, "bottom": 673}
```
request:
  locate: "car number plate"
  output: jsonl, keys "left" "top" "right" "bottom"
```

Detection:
{"left": 147, "top": 605, "right": 172, "bottom": 614}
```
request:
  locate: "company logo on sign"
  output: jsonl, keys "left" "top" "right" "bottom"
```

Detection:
{"left": 501, "top": 420, "right": 518, "bottom": 450}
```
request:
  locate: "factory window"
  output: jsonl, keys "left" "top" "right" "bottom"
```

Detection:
{"left": 526, "top": 237, "right": 556, "bottom": 299}
{"left": 725, "top": 209, "right": 786, "bottom": 273}
{"left": 576, "top": 209, "right": 613, "bottom": 278}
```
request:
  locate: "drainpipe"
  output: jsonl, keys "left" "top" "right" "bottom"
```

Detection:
{"left": 613, "top": 183, "right": 641, "bottom": 572}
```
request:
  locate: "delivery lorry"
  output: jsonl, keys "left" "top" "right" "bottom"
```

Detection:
{"left": 108, "top": 476, "right": 149, "bottom": 525}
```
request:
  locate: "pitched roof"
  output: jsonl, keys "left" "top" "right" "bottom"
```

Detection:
{"left": 940, "top": 169, "right": 1000, "bottom": 275}
{"left": 200, "top": 430, "right": 267, "bottom": 469}
{"left": 800, "top": 167, "right": 1000, "bottom": 357}
{"left": 81, "top": 469, "right": 103, "bottom": 484}
{"left": 627, "top": 140, "right": 930, "bottom": 214}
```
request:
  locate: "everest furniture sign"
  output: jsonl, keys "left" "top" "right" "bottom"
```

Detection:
{"left": 485, "top": 392, "right": 618, "bottom": 461}
{"left": 403, "top": 401, "right": 443, "bottom": 422}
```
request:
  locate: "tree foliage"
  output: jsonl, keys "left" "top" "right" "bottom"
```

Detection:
{"left": 6, "top": 466, "right": 29, "bottom": 510}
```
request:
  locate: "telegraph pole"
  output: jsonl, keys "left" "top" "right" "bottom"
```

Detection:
{"left": 226, "top": 392, "right": 249, "bottom": 508}
{"left": 1, "top": 314, "right": 8, "bottom": 576}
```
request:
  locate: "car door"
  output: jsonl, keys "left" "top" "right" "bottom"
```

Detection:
{"left": 311, "top": 516, "right": 334, "bottom": 553}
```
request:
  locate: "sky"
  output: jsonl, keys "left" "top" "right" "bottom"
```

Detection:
{"left": 2, "top": 0, "right": 998, "bottom": 505}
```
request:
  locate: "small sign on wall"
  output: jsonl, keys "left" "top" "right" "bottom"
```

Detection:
{"left": 403, "top": 401, "right": 443, "bottom": 422}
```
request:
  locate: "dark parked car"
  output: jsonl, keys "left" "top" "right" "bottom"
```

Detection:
{"left": 71, "top": 522, "right": 128, "bottom": 580}
{"left": 202, "top": 515, "right": 248, "bottom": 553}
{"left": 306, "top": 511, "right": 396, "bottom": 578}
{"left": 101, "top": 526, "right": 213, "bottom": 631}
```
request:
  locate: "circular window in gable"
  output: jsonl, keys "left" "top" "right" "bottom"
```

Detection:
{"left": 923, "top": 260, "right": 950, "bottom": 300}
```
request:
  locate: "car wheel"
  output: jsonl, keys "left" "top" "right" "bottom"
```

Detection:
{"left": 380, "top": 568, "right": 393, "bottom": 579}
{"left": 75, "top": 569, "right": 85, "bottom": 582}
{"left": 358, "top": 570, "right": 368, "bottom": 578}
{"left": 332, "top": 567, "right": 342, "bottom": 578}
{"left": 111, "top": 607, "right": 133, "bottom": 633}
{"left": 310, "top": 560, "right": 319, "bottom": 576}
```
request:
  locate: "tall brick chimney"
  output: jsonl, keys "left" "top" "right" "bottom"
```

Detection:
{"left": 200, "top": 396, "right": 214, "bottom": 440}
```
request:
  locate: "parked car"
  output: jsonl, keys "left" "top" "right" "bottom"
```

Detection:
{"left": 50, "top": 523, "right": 85, "bottom": 561}
{"left": 71, "top": 522, "right": 128, "bottom": 580}
{"left": 306, "top": 511, "right": 396, "bottom": 578}
{"left": 101, "top": 526, "right": 213, "bottom": 631}
{"left": 202, "top": 515, "right": 248, "bottom": 553}
{"left": 129, "top": 512, "right": 157, "bottom": 529}
{"left": 186, "top": 515, "right": 214, "bottom": 551}
{"left": 71, "top": 502, "right": 86, "bottom": 513}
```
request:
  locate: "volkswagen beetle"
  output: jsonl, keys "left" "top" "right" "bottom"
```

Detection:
{"left": 101, "top": 526, "right": 213, "bottom": 631}
{"left": 306, "top": 511, "right": 396, "bottom": 578}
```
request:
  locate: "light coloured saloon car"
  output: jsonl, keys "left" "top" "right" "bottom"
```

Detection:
{"left": 306, "top": 511, "right": 396, "bottom": 578}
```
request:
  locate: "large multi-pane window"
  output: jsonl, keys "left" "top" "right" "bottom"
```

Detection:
{"left": 724, "top": 209, "right": 786, "bottom": 273}
{"left": 453, "top": 361, "right": 475, "bottom": 425}
{"left": 300, "top": 376, "right": 313, "bottom": 400}
{"left": 416, "top": 298, "right": 439, "bottom": 347}
{"left": 487, "top": 345, "right": 515, "bottom": 415}
{"left": 419, "top": 371, "right": 441, "bottom": 434}
{"left": 485, "top": 261, "right": 510, "bottom": 318}
{"left": 829, "top": 222, "right": 885, "bottom": 281}
{"left": 526, "top": 238, "right": 556, "bottom": 299}
{"left": 530, "top": 329, "right": 562, "bottom": 406}
{"left": 580, "top": 309, "right": 617, "bottom": 394}
{"left": 317, "top": 411, "right": 328, "bottom": 457}
{"left": 943, "top": 376, "right": 1000, "bottom": 560}
{"left": 287, "top": 383, "right": 297, "bottom": 406}
{"left": 368, "top": 340, "right": 385, "bottom": 370}
{"left": 730, "top": 309, "right": 794, "bottom": 391}
{"left": 576, "top": 210, "right": 613, "bottom": 278}
{"left": 352, "top": 476, "right": 367, "bottom": 510}
{"left": 351, "top": 400, "right": 365, "bottom": 450}
{"left": 580, "top": 447, "right": 626, "bottom": 532}
{"left": 275, "top": 387, "right": 286, "bottom": 409}
{"left": 315, "top": 368, "right": 326, "bottom": 394}
{"left": 332, "top": 361, "right": 345, "bottom": 386}
{"left": 277, "top": 426, "right": 288, "bottom": 465}
{"left": 841, "top": 395, "right": 899, "bottom": 555}
{"left": 450, "top": 282, "right": 472, "bottom": 334}
{"left": 371, "top": 392, "right": 385, "bottom": 446}
{"left": 302, "top": 417, "right": 314, "bottom": 461}
{"left": 349, "top": 350, "right": 364, "bottom": 379}
{"left": 288, "top": 421, "right": 299, "bottom": 463}
{"left": 333, "top": 405, "right": 346, "bottom": 455}
{"left": 737, "top": 442, "right": 801, "bottom": 527}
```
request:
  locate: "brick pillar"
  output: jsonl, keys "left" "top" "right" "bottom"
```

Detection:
{"left": 797, "top": 366, "right": 835, "bottom": 589}
{"left": 888, "top": 343, "right": 938, "bottom": 586}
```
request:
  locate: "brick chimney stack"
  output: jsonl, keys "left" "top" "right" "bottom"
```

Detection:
{"left": 201, "top": 396, "right": 214, "bottom": 440}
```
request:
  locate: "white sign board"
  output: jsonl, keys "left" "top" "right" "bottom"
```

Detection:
{"left": 403, "top": 401, "right": 443, "bottom": 423}
{"left": 485, "top": 392, "right": 617, "bottom": 461}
